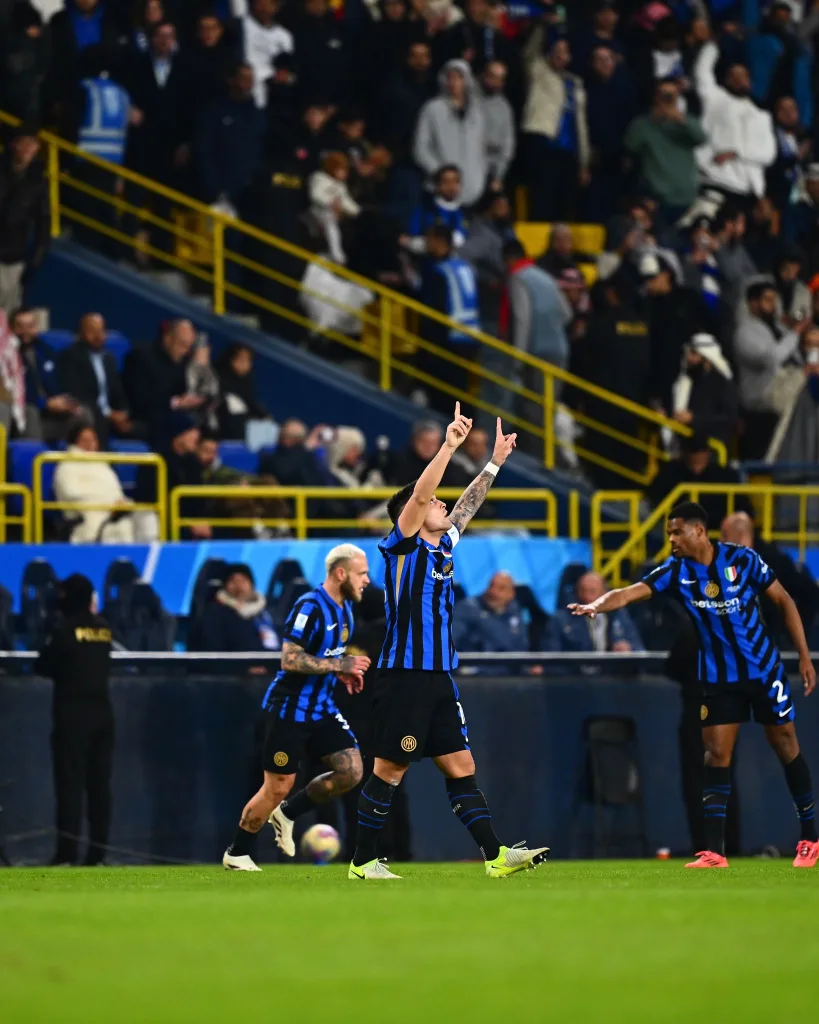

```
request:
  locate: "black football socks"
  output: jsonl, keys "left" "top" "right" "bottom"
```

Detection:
{"left": 446, "top": 775, "right": 501, "bottom": 861}
{"left": 280, "top": 788, "right": 316, "bottom": 821}
{"left": 353, "top": 774, "right": 398, "bottom": 865}
{"left": 227, "top": 822, "right": 258, "bottom": 858}
{"left": 702, "top": 765, "right": 732, "bottom": 856}
{"left": 783, "top": 753, "right": 818, "bottom": 842}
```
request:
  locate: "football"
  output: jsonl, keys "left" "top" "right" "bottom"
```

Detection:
{"left": 300, "top": 824, "right": 341, "bottom": 864}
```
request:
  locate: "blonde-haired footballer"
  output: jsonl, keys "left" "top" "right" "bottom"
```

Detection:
{"left": 223, "top": 544, "right": 371, "bottom": 870}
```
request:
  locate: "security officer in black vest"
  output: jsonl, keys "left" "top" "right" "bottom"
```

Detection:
{"left": 37, "top": 574, "right": 114, "bottom": 866}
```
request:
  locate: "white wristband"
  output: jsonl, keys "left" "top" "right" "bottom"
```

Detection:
{"left": 484, "top": 462, "right": 499, "bottom": 478}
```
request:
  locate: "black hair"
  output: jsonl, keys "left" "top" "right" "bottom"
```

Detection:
{"left": 502, "top": 238, "right": 526, "bottom": 261}
{"left": 225, "top": 562, "right": 255, "bottom": 585}
{"left": 66, "top": 419, "right": 96, "bottom": 446}
{"left": 668, "top": 501, "right": 708, "bottom": 528}
{"left": 387, "top": 481, "right": 417, "bottom": 525}
{"left": 435, "top": 164, "right": 461, "bottom": 183}
{"left": 746, "top": 279, "right": 776, "bottom": 303}
{"left": 198, "top": 428, "right": 220, "bottom": 444}
{"left": 59, "top": 573, "right": 94, "bottom": 615}
{"left": 427, "top": 224, "right": 453, "bottom": 247}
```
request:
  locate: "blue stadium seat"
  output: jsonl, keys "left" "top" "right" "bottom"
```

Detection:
{"left": 218, "top": 442, "right": 258, "bottom": 475}
{"left": 8, "top": 439, "right": 147, "bottom": 502}
{"left": 109, "top": 439, "right": 149, "bottom": 493}
{"left": 40, "top": 329, "right": 131, "bottom": 371}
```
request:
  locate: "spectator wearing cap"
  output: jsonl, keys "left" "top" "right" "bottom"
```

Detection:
{"left": 478, "top": 60, "right": 515, "bottom": 190}
{"left": 502, "top": 238, "right": 571, "bottom": 436}
{"left": 196, "top": 63, "right": 265, "bottom": 213}
{"left": 693, "top": 33, "right": 776, "bottom": 208}
{"left": 521, "top": 29, "right": 590, "bottom": 221}
{"left": 648, "top": 433, "right": 751, "bottom": 525}
{"left": 640, "top": 252, "right": 711, "bottom": 414}
{"left": 238, "top": 0, "right": 294, "bottom": 109}
{"left": 583, "top": 44, "right": 636, "bottom": 223}
{"left": 0, "top": 124, "right": 49, "bottom": 314}
{"left": 56, "top": 312, "right": 135, "bottom": 444}
{"left": 668, "top": 333, "right": 738, "bottom": 451}
{"left": 198, "top": 563, "right": 281, "bottom": 655}
{"left": 791, "top": 164, "right": 819, "bottom": 278}
{"left": 460, "top": 190, "right": 516, "bottom": 337}
{"left": 401, "top": 165, "right": 467, "bottom": 254}
{"left": 414, "top": 58, "right": 487, "bottom": 208}
{"left": 454, "top": 571, "right": 537, "bottom": 676}
{"left": 624, "top": 78, "right": 707, "bottom": 223}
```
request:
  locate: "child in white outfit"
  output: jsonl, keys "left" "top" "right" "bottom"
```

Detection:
{"left": 308, "top": 152, "right": 361, "bottom": 265}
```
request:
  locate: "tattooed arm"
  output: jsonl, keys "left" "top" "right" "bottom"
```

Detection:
{"left": 448, "top": 418, "right": 517, "bottom": 535}
{"left": 281, "top": 641, "right": 370, "bottom": 677}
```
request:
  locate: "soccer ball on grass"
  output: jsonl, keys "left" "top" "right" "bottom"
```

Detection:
{"left": 300, "top": 824, "right": 341, "bottom": 864}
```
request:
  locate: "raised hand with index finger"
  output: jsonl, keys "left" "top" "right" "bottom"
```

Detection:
{"left": 445, "top": 400, "right": 473, "bottom": 450}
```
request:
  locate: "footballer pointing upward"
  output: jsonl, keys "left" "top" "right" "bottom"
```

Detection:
{"left": 349, "top": 403, "right": 549, "bottom": 880}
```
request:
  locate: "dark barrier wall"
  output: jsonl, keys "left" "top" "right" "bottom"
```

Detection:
{"left": 1, "top": 672, "right": 816, "bottom": 864}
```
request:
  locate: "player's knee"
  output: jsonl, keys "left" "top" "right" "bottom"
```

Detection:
{"left": 262, "top": 772, "right": 294, "bottom": 801}
{"left": 703, "top": 746, "right": 731, "bottom": 769}
{"left": 374, "top": 758, "right": 409, "bottom": 785}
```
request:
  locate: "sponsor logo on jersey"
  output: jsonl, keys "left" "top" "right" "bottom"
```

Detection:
{"left": 691, "top": 597, "right": 741, "bottom": 614}
{"left": 431, "top": 567, "right": 454, "bottom": 581}
{"left": 323, "top": 645, "right": 347, "bottom": 657}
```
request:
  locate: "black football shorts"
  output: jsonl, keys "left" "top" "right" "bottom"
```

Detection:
{"left": 369, "top": 668, "right": 470, "bottom": 762}
{"left": 701, "top": 666, "right": 795, "bottom": 727}
{"left": 262, "top": 703, "right": 358, "bottom": 775}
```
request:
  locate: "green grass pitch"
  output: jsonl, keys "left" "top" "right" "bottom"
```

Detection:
{"left": 1, "top": 860, "right": 818, "bottom": 1023}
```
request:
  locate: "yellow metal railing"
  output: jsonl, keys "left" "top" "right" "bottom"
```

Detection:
{"left": 0, "top": 423, "right": 6, "bottom": 484}
{"left": 590, "top": 491, "right": 645, "bottom": 574}
{"left": 32, "top": 451, "right": 168, "bottom": 543}
{"left": 598, "top": 484, "right": 819, "bottom": 586}
{"left": 170, "top": 486, "right": 559, "bottom": 541}
{"left": 0, "top": 483, "right": 33, "bottom": 543}
{"left": 0, "top": 108, "right": 727, "bottom": 485}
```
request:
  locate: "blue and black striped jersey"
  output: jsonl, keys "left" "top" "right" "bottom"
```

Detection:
{"left": 261, "top": 586, "right": 354, "bottom": 722}
{"left": 378, "top": 522, "right": 460, "bottom": 671}
{"left": 643, "top": 542, "right": 779, "bottom": 685}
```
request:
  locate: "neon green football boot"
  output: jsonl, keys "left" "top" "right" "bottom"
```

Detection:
{"left": 348, "top": 858, "right": 402, "bottom": 880}
{"left": 485, "top": 842, "right": 550, "bottom": 878}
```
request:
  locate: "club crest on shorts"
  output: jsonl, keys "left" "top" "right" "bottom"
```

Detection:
{"left": 704, "top": 582, "right": 720, "bottom": 598}
{"left": 273, "top": 751, "right": 289, "bottom": 767}
{"left": 401, "top": 735, "right": 417, "bottom": 753}
{"left": 724, "top": 566, "right": 738, "bottom": 583}
{"left": 700, "top": 705, "right": 708, "bottom": 721}
{"left": 341, "top": 624, "right": 349, "bottom": 643}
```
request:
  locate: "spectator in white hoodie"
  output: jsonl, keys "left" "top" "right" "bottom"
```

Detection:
{"left": 309, "top": 152, "right": 361, "bottom": 265}
{"left": 693, "top": 37, "right": 776, "bottom": 206}
{"left": 53, "top": 422, "right": 135, "bottom": 543}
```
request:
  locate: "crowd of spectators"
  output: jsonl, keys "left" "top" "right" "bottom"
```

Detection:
{"left": 6, "top": 3, "right": 819, "bottom": 508}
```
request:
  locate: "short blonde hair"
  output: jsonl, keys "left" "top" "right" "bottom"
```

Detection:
{"left": 325, "top": 543, "right": 366, "bottom": 576}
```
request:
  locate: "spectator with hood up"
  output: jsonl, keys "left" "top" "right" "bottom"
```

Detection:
{"left": 413, "top": 58, "right": 487, "bottom": 208}
{"left": 667, "top": 333, "right": 738, "bottom": 451}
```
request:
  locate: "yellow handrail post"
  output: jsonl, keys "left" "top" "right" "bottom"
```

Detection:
{"left": 32, "top": 460, "right": 44, "bottom": 544}
{"left": 568, "top": 489, "right": 580, "bottom": 540}
{"left": 379, "top": 296, "right": 392, "bottom": 392}
{"left": 21, "top": 486, "right": 32, "bottom": 543}
{"left": 296, "top": 493, "right": 307, "bottom": 540}
{"left": 47, "top": 139, "right": 61, "bottom": 238}
{"left": 170, "top": 487, "right": 180, "bottom": 541}
{"left": 156, "top": 456, "right": 168, "bottom": 541}
{"left": 212, "top": 216, "right": 225, "bottom": 316}
{"left": 543, "top": 371, "right": 555, "bottom": 470}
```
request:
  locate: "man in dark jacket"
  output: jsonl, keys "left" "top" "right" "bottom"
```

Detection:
{"left": 198, "top": 563, "right": 280, "bottom": 654}
{"left": 454, "top": 571, "right": 534, "bottom": 675}
{"left": 36, "top": 573, "right": 113, "bottom": 866}
{"left": 195, "top": 62, "right": 265, "bottom": 208}
{"left": 288, "top": 0, "right": 351, "bottom": 109}
{"left": 0, "top": 124, "right": 49, "bottom": 313}
{"left": 258, "top": 417, "right": 328, "bottom": 487}
{"left": 124, "top": 318, "right": 200, "bottom": 444}
{"left": 135, "top": 410, "right": 206, "bottom": 537}
{"left": 10, "top": 307, "right": 81, "bottom": 440}
{"left": 669, "top": 333, "right": 738, "bottom": 450}
{"left": 56, "top": 312, "right": 134, "bottom": 443}
{"left": 583, "top": 45, "right": 636, "bottom": 223}
{"left": 647, "top": 434, "right": 752, "bottom": 526}
{"left": 188, "top": 10, "right": 241, "bottom": 108}
{"left": 44, "top": 0, "right": 124, "bottom": 118}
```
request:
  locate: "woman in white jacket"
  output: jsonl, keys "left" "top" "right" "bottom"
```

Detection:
{"left": 308, "top": 152, "right": 361, "bottom": 265}
{"left": 53, "top": 423, "right": 135, "bottom": 543}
